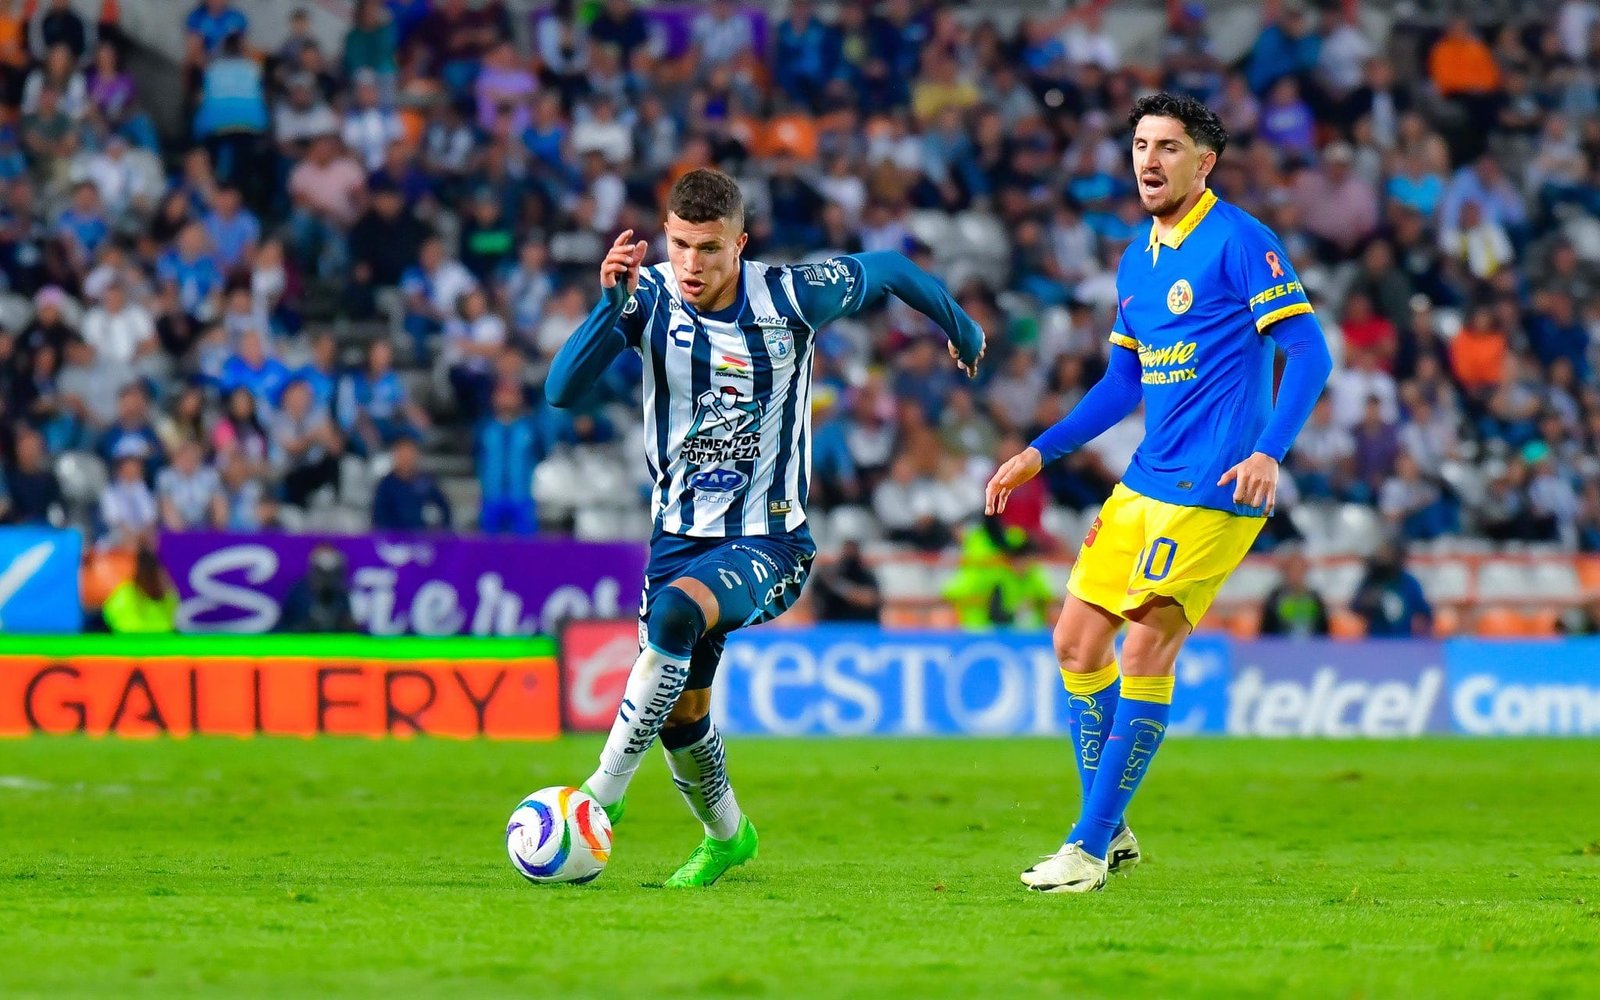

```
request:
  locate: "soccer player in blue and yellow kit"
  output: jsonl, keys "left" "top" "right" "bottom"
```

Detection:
{"left": 986, "top": 93, "right": 1334, "bottom": 893}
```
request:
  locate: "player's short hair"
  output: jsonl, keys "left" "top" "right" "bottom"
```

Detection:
{"left": 1127, "top": 92, "right": 1229, "bottom": 156}
{"left": 667, "top": 168, "right": 745, "bottom": 232}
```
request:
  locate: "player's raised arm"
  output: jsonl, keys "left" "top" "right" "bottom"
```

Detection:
{"left": 791, "top": 251, "right": 986, "bottom": 377}
{"left": 985, "top": 344, "right": 1143, "bottom": 515}
{"left": 545, "top": 229, "right": 650, "bottom": 408}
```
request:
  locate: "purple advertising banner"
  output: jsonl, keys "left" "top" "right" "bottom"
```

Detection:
{"left": 159, "top": 532, "right": 647, "bottom": 637}
{"left": 1228, "top": 639, "right": 1449, "bottom": 737}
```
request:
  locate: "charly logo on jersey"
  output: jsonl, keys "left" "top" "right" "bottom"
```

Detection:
{"left": 688, "top": 468, "right": 750, "bottom": 504}
{"left": 756, "top": 315, "right": 794, "bottom": 365}
{"left": 1166, "top": 279, "right": 1194, "bottom": 314}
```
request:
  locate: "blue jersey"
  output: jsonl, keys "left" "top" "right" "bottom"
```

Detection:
{"left": 1112, "top": 189, "right": 1314, "bottom": 515}
{"left": 613, "top": 257, "right": 871, "bottom": 538}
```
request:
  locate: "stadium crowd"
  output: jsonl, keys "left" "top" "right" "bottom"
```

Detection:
{"left": 3, "top": 0, "right": 1600, "bottom": 580}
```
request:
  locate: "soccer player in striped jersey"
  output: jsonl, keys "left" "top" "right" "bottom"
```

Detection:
{"left": 986, "top": 93, "right": 1333, "bottom": 893}
{"left": 547, "top": 168, "right": 986, "bottom": 887}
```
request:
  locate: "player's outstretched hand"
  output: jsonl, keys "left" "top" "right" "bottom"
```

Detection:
{"left": 1219, "top": 451, "right": 1280, "bottom": 514}
{"left": 600, "top": 229, "right": 648, "bottom": 297}
{"left": 985, "top": 446, "right": 1042, "bottom": 516}
{"left": 948, "top": 338, "right": 985, "bottom": 379}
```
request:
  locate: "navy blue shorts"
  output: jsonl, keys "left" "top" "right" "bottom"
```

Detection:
{"left": 640, "top": 524, "right": 816, "bottom": 689}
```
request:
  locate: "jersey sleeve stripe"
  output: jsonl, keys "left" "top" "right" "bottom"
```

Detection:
{"left": 1255, "top": 303, "right": 1314, "bottom": 332}
{"left": 1109, "top": 332, "right": 1139, "bottom": 351}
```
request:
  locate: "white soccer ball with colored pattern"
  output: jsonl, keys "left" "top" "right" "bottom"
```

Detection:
{"left": 506, "top": 786, "right": 612, "bottom": 884}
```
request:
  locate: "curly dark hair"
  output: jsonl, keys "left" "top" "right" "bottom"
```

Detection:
{"left": 1127, "top": 92, "right": 1229, "bottom": 156}
{"left": 667, "top": 168, "right": 745, "bottom": 231}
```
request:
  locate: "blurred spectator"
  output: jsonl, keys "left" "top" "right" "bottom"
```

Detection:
{"left": 193, "top": 32, "right": 268, "bottom": 192}
{"left": 347, "top": 181, "right": 425, "bottom": 316}
{"left": 2, "top": 425, "right": 63, "bottom": 525}
{"left": 872, "top": 455, "right": 955, "bottom": 552}
{"left": 1350, "top": 539, "right": 1433, "bottom": 637}
{"left": 97, "top": 382, "right": 163, "bottom": 478}
{"left": 344, "top": 0, "right": 398, "bottom": 89}
{"left": 202, "top": 185, "right": 258, "bottom": 274}
{"left": 279, "top": 543, "right": 357, "bottom": 632}
{"left": 295, "top": 330, "right": 340, "bottom": 415}
{"left": 99, "top": 453, "right": 156, "bottom": 550}
{"left": 811, "top": 536, "right": 882, "bottom": 622}
{"left": 31, "top": 0, "right": 90, "bottom": 65}
{"left": 81, "top": 280, "right": 156, "bottom": 370}
{"left": 1258, "top": 548, "right": 1330, "bottom": 637}
{"left": 1448, "top": 306, "right": 1508, "bottom": 401}
{"left": 445, "top": 286, "right": 505, "bottom": 422}
{"left": 102, "top": 545, "right": 177, "bottom": 633}
{"left": 271, "top": 377, "right": 343, "bottom": 508}
{"left": 337, "top": 339, "right": 429, "bottom": 456}
{"left": 217, "top": 452, "right": 274, "bottom": 530}
{"left": 287, "top": 134, "right": 364, "bottom": 279}
{"left": 372, "top": 434, "right": 450, "bottom": 531}
{"left": 341, "top": 68, "right": 402, "bottom": 172}
{"left": 211, "top": 384, "right": 270, "bottom": 479}
{"left": 220, "top": 328, "right": 289, "bottom": 411}
{"left": 1294, "top": 142, "right": 1378, "bottom": 258}
{"left": 474, "top": 379, "right": 542, "bottom": 536}
{"left": 943, "top": 519, "right": 1055, "bottom": 630}
{"left": 401, "top": 233, "right": 476, "bottom": 363}
{"left": 58, "top": 334, "right": 128, "bottom": 438}
{"left": 157, "top": 438, "right": 222, "bottom": 530}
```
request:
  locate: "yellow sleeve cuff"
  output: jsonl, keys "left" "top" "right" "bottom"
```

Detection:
{"left": 1108, "top": 332, "right": 1139, "bottom": 351}
{"left": 1255, "top": 303, "right": 1314, "bottom": 332}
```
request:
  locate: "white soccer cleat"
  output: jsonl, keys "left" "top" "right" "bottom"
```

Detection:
{"left": 1107, "top": 825, "right": 1141, "bottom": 874}
{"left": 1021, "top": 841, "right": 1108, "bottom": 893}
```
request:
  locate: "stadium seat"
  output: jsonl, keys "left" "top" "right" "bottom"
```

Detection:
{"left": 1288, "top": 501, "right": 1338, "bottom": 553}
{"left": 1528, "top": 559, "right": 1581, "bottom": 600}
{"left": 1412, "top": 559, "right": 1472, "bottom": 603}
{"left": 876, "top": 560, "right": 945, "bottom": 601}
{"left": 1218, "top": 561, "right": 1278, "bottom": 601}
{"left": 1329, "top": 610, "right": 1366, "bottom": 638}
{"left": 1474, "top": 607, "right": 1528, "bottom": 636}
{"left": 55, "top": 451, "right": 108, "bottom": 507}
{"left": 0, "top": 292, "right": 33, "bottom": 332}
{"left": 1476, "top": 560, "right": 1533, "bottom": 602}
{"left": 1307, "top": 561, "right": 1363, "bottom": 605}
{"left": 1577, "top": 556, "right": 1600, "bottom": 594}
{"left": 1333, "top": 504, "right": 1382, "bottom": 556}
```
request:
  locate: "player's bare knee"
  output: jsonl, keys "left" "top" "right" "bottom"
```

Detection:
{"left": 665, "top": 577, "right": 721, "bottom": 631}
{"left": 666, "top": 688, "right": 710, "bottom": 727}
{"left": 1053, "top": 625, "right": 1112, "bottom": 674}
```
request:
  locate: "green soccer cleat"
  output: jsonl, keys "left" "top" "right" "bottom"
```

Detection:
{"left": 579, "top": 783, "right": 626, "bottom": 826}
{"left": 663, "top": 817, "right": 759, "bottom": 888}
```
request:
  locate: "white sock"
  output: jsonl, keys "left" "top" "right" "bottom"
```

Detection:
{"left": 584, "top": 647, "right": 691, "bottom": 806}
{"left": 663, "top": 720, "right": 743, "bottom": 840}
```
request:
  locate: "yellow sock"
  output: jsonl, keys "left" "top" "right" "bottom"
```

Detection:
{"left": 1062, "top": 660, "right": 1119, "bottom": 696}
{"left": 1120, "top": 674, "right": 1175, "bottom": 705}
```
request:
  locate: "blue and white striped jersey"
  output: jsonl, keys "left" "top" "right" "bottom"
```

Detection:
{"left": 615, "top": 256, "right": 869, "bottom": 538}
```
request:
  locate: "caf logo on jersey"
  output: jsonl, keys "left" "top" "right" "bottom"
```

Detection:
{"left": 1166, "top": 279, "right": 1194, "bottom": 314}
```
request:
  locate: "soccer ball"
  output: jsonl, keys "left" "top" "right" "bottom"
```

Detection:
{"left": 506, "top": 786, "right": 612, "bottom": 884}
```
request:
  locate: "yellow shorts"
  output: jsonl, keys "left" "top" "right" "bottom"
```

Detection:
{"left": 1067, "top": 483, "right": 1264, "bottom": 628}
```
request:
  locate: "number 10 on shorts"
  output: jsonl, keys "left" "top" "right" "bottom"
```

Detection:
{"left": 1140, "top": 537, "right": 1177, "bottom": 582}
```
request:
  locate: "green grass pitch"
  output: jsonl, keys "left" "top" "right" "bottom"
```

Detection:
{"left": 2, "top": 736, "right": 1597, "bottom": 998}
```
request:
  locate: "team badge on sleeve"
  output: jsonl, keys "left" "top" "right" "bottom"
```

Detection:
{"left": 1166, "top": 280, "right": 1194, "bottom": 315}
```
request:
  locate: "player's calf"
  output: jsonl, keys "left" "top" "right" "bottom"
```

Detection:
{"left": 582, "top": 585, "right": 713, "bottom": 810}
